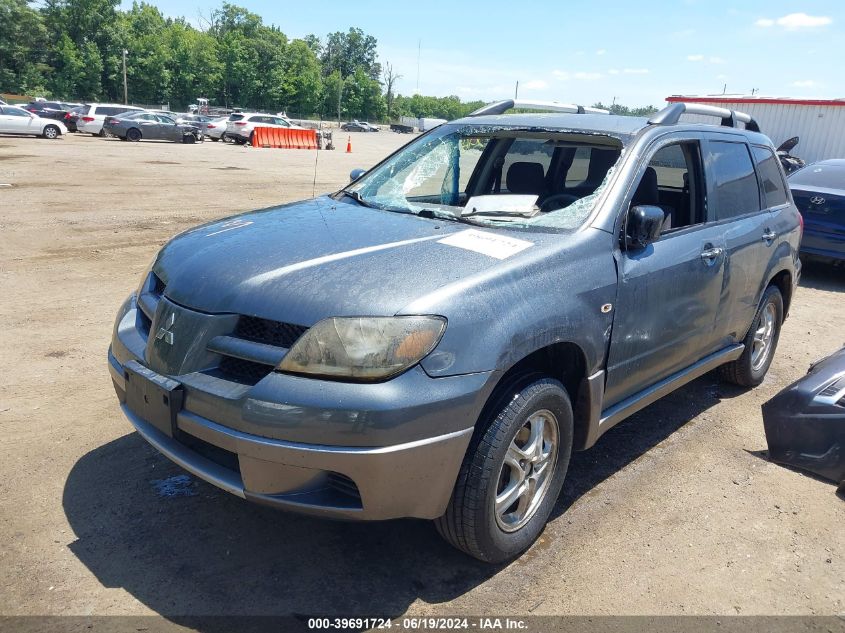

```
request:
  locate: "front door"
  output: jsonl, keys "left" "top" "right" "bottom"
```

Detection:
{"left": 604, "top": 137, "right": 726, "bottom": 406}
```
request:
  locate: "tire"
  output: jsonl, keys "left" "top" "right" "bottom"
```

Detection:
{"left": 182, "top": 134, "right": 195, "bottom": 144}
{"left": 248, "top": 131, "right": 254, "bottom": 146}
{"left": 210, "top": 136, "right": 219, "bottom": 142}
{"left": 126, "top": 128, "right": 142, "bottom": 142}
{"left": 42, "top": 125, "right": 60, "bottom": 139}
{"left": 435, "top": 374, "right": 573, "bottom": 563}
{"left": 220, "top": 133, "right": 228, "bottom": 143}
{"left": 720, "top": 285, "right": 783, "bottom": 387}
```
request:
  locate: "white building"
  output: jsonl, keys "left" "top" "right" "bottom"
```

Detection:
{"left": 666, "top": 95, "right": 845, "bottom": 164}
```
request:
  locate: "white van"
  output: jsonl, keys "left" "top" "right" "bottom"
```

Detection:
{"left": 77, "top": 103, "right": 144, "bottom": 135}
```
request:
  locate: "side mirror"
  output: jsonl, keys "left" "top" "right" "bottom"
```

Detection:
{"left": 349, "top": 168, "right": 366, "bottom": 182}
{"left": 625, "top": 205, "right": 664, "bottom": 249}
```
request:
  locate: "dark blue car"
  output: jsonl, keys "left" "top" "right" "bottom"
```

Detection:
{"left": 789, "top": 159, "right": 845, "bottom": 264}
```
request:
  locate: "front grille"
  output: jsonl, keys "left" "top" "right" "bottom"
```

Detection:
{"left": 327, "top": 472, "right": 361, "bottom": 502}
{"left": 235, "top": 316, "right": 307, "bottom": 349}
{"left": 137, "top": 309, "right": 152, "bottom": 337}
{"left": 217, "top": 356, "right": 274, "bottom": 385}
{"left": 151, "top": 272, "right": 166, "bottom": 296}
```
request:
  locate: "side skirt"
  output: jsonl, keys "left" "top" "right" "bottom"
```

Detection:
{"left": 578, "top": 344, "right": 744, "bottom": 450}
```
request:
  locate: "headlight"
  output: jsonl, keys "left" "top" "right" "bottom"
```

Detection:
{"left": 277, "top": 316, "right": 446, "bottom": 381}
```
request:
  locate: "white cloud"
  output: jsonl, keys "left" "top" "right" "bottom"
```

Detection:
{"left": 552, "top": 70, "right": 603, "bottom": 81}
{"left": 522, "top": 79, "right": 548, "bottom": 90}
{"left": 755, "top": 13, "right": 832, "bottom": 29}
{"left": 623, "top": 68, "right": 649, "bottom": 75}
{"left": 791, "top": 80, "right": 816, "bottom": 87}
{"left": 608, "top": 69, "right": 620, "bottom": 75}
{"left": 687, "top": 54, "right": 725, "bottom": 64}
{"left": 596, "top": 49, "right": 606, "bottom": 56}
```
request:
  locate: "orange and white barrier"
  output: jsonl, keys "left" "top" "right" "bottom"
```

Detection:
{"left": 253, "top": 127, "right": 318, "bottom": 149}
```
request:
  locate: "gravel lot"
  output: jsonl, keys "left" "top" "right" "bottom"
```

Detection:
{"left": 0, "top": 131, "right": 843, "bottom": 619}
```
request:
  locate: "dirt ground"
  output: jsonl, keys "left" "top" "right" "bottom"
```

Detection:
{"left": 0, "top": 131, "right": 843, "bottom": 620}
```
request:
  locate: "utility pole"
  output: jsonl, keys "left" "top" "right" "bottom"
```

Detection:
{"left": 514, "top": 80, "right": 519, "bottom": 99}
{"left": 337, "top": 78, "right": 342, "bottom": 126}
{"left": 416, "top": 39, "right": 421, "bottom": 94}
{"left": 122, "top": 49, "right": 128, "bottom": 105}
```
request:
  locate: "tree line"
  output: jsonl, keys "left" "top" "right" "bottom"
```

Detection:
{"left": 0, "top": 0, "right": 490, "bottom": 121}
{"left": 0, "top": 0, "right": 657, "bottom": 121}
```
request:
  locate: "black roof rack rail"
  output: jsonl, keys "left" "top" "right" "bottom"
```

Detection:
{"left": 468, "top": 99, "right": 610, "bottom": 117}
{"left": 649, "top": 102, "right": 761, "bottom": 132}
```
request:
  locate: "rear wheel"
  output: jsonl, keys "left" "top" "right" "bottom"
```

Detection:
{"left": 435, "top": 374, "right": 573, "bottom": 563}
{"left": 210, "top": 136, "right": 219, "bottom": 142}
{"left": 42, "top": 125, "right": 60, "bottom": 139}
{"left": 720, "top": 285, "right": 783, "bottom": 387}
{"left": 126, "top": 128, "right": 142, "bottom": 142}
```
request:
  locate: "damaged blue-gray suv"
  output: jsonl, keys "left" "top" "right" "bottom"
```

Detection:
{"left": 109, "top": 99, "right": 802, "bottom": 562}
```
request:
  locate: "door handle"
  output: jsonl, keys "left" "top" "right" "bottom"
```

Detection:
{"left": 762, "top": 229, "right": 777, "bottom": 243}
{"left": 700, "top": 246, "right": 723, "bottom": 260}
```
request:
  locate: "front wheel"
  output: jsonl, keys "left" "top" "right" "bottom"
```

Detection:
{"left": 435, "top": 375, "right": 573, "bottom": 563}
{"left": 42, "top": 125, "right": 60, "bottom": 139}
{"left": 720, "top": 285, "right": 783, "bottom": 387}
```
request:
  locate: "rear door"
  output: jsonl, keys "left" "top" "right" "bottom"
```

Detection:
{"left": 605, "top": 134, "right": 727, "bottom": 405}
{"left": 704, "top": 138, "right": 775, "bottom": 348}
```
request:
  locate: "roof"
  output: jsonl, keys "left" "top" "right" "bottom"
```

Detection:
{"left": 668, "top": 95, "right": 845, "bottom": 108}
{"left": 450, "top": 112, "right": 649, "bottom": 137}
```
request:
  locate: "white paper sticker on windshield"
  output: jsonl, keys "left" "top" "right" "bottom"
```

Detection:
{"left": 438, "top": 229, "right": 533, "bottom": 260}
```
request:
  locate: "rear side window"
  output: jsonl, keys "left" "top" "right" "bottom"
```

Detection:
{"left": 707, "top": 141, "right": 760, "bottom": 220}
{"left": 752, "top": 146, "right": 788, "bottom": 208}
{"left": 229, "top": 114, "right": 244, "bottom": 121}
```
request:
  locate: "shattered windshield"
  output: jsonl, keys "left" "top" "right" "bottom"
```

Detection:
{"left": 345, "top": 123, "right": 625, "bottom": 230}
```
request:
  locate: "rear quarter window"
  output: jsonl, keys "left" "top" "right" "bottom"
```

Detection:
{"left": 751, "top": 146, "right": 788, "bottom": 207}
{"left": 707, "top": 140, "right": 760, "bottom": 220}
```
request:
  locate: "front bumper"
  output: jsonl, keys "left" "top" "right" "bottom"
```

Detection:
{"left": 108, "top": 293, "right": 494, "bottom": 519}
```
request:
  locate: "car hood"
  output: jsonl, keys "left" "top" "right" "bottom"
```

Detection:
{"left": 154, "top": 196, "right": 552, "bottom": 325}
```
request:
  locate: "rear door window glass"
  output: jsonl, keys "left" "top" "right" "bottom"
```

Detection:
{"left": 751, "top": 146, "right": 788, "bottom": 208}
{"left": 707, "top": 141, "right": 761, "bottom": 220}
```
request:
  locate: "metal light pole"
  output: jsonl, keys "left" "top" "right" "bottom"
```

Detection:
{"left": 122, "top": 49, "right": 128, "bottom": 105}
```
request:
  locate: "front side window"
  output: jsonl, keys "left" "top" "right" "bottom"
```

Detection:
{"left": 346, "top": 123, "right": 624, "bottom": 231}
{"left": 707, "top": 141, "right": 760, "bottom": 220}
{"left": 629, "top": 141, "right": 705, "bottom": 233}
{"left": 3, "top": 107, "right": 31, "bottom": 117}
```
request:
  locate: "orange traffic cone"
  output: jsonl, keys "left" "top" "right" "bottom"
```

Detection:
{"left": 346, "top": 136, "right": 352, "bottom": 153}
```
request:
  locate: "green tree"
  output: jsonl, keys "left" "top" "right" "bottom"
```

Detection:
{"left": 321, "top": 27, "right": 380, "bottom": 80}
{"left": 0, "top": 0, "right": 49, "bottom": 94}
{"left": 277, "top": 39, "right": 322, "bottom": 117}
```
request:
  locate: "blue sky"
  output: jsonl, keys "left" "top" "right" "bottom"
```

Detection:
{"left": 131, "top": 0, "right": 843, "bottom": 106}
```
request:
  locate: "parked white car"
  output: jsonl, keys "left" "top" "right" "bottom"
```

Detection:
{"left": 224, "top": 112, "right": 305, "bottom": 145}
{"left": 0, "top": 105, "right": 67, "bottom": 138}
{"left": 77, "top": 103, "right": 144, "bottom": 135}
{"left": 204, "top": 116, "right": 230, "bottom": 141}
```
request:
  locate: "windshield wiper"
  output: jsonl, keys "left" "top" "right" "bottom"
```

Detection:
{"left": 460, "top": 209, "right": 537, "bottom": 218}
{"left": 337, "top": 190, "right": 376, "bottom": 208}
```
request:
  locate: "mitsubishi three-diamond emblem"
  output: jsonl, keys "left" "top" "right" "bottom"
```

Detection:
{"left": 155, "top": 312, "right": 176, "bottom": 345}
